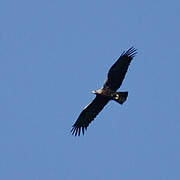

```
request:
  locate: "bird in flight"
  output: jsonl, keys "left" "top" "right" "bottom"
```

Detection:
{"left": 71, "top": 47, "right": 137, "bottom": 136}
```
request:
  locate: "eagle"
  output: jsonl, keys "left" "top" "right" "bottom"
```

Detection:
{"left": 71, "top": 47, "right": 137, "bottom": 136}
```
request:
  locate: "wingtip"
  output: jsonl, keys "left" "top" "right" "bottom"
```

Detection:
{"left": 71, "top": 126, "right": 76, "bottom": 136}
{"left": 71, "top": 125, "right": 86, "bottom": 136}
{"left": 126, "top": 46, "right": 137, "bottom": 58}
{"left": 121, "top": 46, "right": 137, "bottom": 59}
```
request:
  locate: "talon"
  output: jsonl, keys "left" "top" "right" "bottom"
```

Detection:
{"left": 115, "top": 94, "right": 119, "bottom": 100}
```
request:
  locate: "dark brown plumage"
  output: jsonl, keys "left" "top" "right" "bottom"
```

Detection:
{"left": 71, "top": 47, "right": 137, "bottom": 136}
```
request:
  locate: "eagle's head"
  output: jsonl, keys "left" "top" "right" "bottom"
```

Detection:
{"left": 92, "top": 89, "right": 103, "bottom": 95}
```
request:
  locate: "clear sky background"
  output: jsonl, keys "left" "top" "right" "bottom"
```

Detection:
{"left": 0, "top": 0, "right": 180, "bottom": 180}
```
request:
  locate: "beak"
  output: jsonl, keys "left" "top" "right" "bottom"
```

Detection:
{"left": 92, "top": 90, "right": 96, "bottom": 94}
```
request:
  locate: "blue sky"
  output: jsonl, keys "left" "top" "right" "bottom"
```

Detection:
{"left": 0, "top": 0, "right": 180, "bottom": 179}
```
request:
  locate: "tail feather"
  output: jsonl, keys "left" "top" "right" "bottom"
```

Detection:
{"left": 113, "top": 92, "right": 128, "bottom": 104}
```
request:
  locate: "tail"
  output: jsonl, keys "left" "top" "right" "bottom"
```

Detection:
{"left": 113, "top": 92, "right": 128, "bottom": 104}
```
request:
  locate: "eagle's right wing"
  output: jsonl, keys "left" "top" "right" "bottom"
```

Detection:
{"left": 71, "top": 95, "right": 109, "bottom": 136}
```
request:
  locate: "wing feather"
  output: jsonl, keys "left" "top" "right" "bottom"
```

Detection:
{"left": 71, "top": 95, "right": 109, "bottom": 136}
{"left": 104, "top": 47, "right": 137, "bottom": 91}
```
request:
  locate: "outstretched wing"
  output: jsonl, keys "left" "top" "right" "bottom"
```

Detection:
{"left": 71, "top": 95, "right": 109, "bottom": 136}
{"left": 103, "top": 47, "right": 137, "bottom": 91}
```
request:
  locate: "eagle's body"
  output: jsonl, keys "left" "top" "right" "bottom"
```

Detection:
{"left": 71, "top": 47, "right": 137, "bottom": 136}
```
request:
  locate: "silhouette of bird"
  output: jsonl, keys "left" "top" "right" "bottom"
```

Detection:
{"left": 71, "top": 47, "right": 137, "bottom": 136}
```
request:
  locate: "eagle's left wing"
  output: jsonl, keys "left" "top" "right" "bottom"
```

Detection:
{"left": 103, "top": 47, "right": 137, "bottom": 91}
{"left": 71, "top": 95, "right": 109, "bottom": 136}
